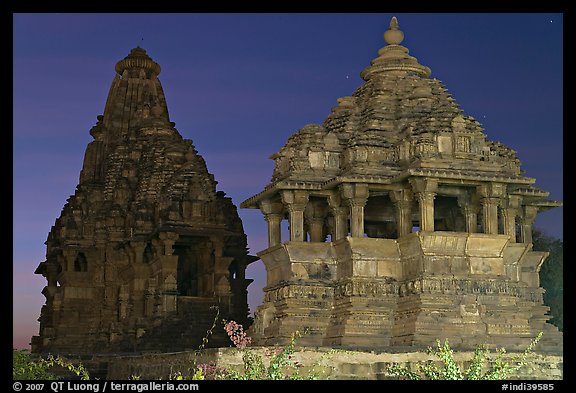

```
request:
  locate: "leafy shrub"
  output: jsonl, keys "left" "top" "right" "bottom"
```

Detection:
{"left": 534, "top": 229, "right": 563, "bottom": 331}
{"left": 13, "top": 350, "right": 58, "bottom": 380}
{"left": 13, "top": 350, "right": 89, "bottom": 380}
{"left": 387, "top": 332, "right": 542, "bottom": 380}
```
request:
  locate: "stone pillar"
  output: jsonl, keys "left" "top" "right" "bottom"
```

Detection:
{"left": 410, "top": 178, "right": 438, "bottom": 232}
{"left": 305, "top": 199, "right": 328, "bottom": 242}
{"left": 462, "top": 206, "right": 478, "bottom": 233}
{"left": 308, "top": 219, "right": 325, "bottom": 242}
{"left": 341, "top": 183, "right": 369, "bottom": 238}
{"left": 129, "top": 241, "right": 146, "bottom": 264}
{"left": 501, "top": 208, "right": 517, "bottom": 241}
{"left": 500, "top": 195, "right": 521, "bottom": 242}
{"left": 457, "top": 193, "right": 479, "bottom": 233}
{"left": 265, "top": 214, "right": 283, "bottom": 246}
{"left": 480, "top": 197, "right": 499, "bottom": 235}
{"left": 158, "top": 232, "right": 178, "bottom": 255}
{"left": 417, "top": 192, "right": 435, "bottom": 232}
{"left": 210, "top": 237, "right": 234, "bottom": 308}
{"left": 328, "top": 193, "right": 348, "bottom": 240}
{"left": 520, "top": 205, "right": 538, "bottom": 244}
{"left": 118, "top": 285, "right": 129, "bottom": 321}
{"left": 333, "top": 209, "right": 348, "bottom": 240}
{"left": 144, "top": 285, "right": 155, "bottom": 317}
{"left": 281, "top": 190, "right": 309, "bottom": 242}
{"left": 260, "top": 200, "right": 284, "bottom": 247}
{"left": 293, "top": 204, "right": 308, "bottom": 241}
{"left": 63, "top": 250, "right": 76, "bottom": 272}
{"left": 477, "top": 183, "right": 506, "bottom": 235}
{"left": 350, "top": 201, "right": 365, "bottom": 237}
{"left": 289, "top": 207, "right": 305, "bottom": 241}
{"left": 390, "top": 189, "right": 413, "bottom": 237}
{"left": 210, "top": 237, "right": 224, "bottom": 263}
{"left": 161, "top": 275, "right": 177, "bottom": 313}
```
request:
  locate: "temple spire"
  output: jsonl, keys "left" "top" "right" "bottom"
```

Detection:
{"left": 115, "top": 46, "right": 161, "bottom": 76}
{"left": 102, "top": 47, "right": 171, "bottom": 136}
{"left": 384, "top": 16, "right": 404, "bottom": 45}
{"left": 360, "top": 15, "right": 431, "bottom": 80}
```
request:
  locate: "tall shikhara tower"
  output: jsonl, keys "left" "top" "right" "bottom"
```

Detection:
{"left": 241, "top": 17, "right": 562, "bottom": 352}
{"left": 33, "top": 47, "right": 255, "bottom": 354}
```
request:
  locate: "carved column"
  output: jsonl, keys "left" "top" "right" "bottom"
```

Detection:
{"left": 130, "top": 241, "right": 146, "bottom": 264}
{"left": 118, "top": 285, "right": 129, "bottom": 321}
{"left": 457, "top": 192, "right": 479, "bottom": 233}
{"left": 210, "top": 238, "right": 224, "bottom": 269}
{"left": 390, "top": 189, "right": 413, "bottom": 237}
{"left": 161, "top": 275, "right": 177, "bottom": 313}
{"left": 158, "top": 231, "right": 178, "bottom": 255}
{"left": 260, "top": 199, "right": 284, "bottom": 247}
{"left": 463, "top": 206, "right": 479, "bottom": 233}
{"left": 501, "top": 195, "right": 521, "bottom": 242}
{"left": 520, "top": 205, "right": 538, "bottom": 244}
{"left": 281, "top": 190, "right": 309, "bottom": 242}
{"left": 328, "top": 193, "right": 348, "bottom": 240}
{"left": 350, "top": 200, "right": 366, "bottom": 237}
{"left": 478, "top": 183, "right": 506, "bottom": 235}
{"left": 209, "top": 237, "right": 233, "bottom": 310}
{"left": 307, "top": 219, "right": 324, "bottom": 242}
{"left": 265, "top": 214, "right": 283, "bottom": 246}
{"left": 341, "top": 183, "right": 369, "bottom": 238}
{"left": 417, "top": 192, "right": 436, "bottom": 232}
{"left": 334, "top": 208, "right": 348, "bottom": 240}
{"left": 501, "top": 208, "right": 516, "bottom": 241}
{"left": 144, "top": 282, "right": 155, "bottom": 317}
{"left": 62, "top": 250, "right": 76, "bottom": 272}
{"left": 305, "top": 200, "right": 328, "bottom": 242}
{"left": 410, "top": 178, "right": 438, "bottom": 232}
{"left": 480, "top": 197, "right": 499, "bottom": 235}
{"left": 289, "top": 207, "right": 306, "bottom": 241}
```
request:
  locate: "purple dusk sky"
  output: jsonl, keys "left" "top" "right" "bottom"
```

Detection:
{"left": 13, "top": 13, "right": 563, "bottom": 350}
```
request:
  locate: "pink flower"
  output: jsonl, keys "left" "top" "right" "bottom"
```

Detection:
{"left": 223, "top": 320, "right": 251, "bottom": 349}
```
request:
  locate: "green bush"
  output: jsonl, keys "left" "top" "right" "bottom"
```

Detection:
{"left": 387, "top": 332, "right": 542, "bottom": 380}
{"left": 13, "top": 350, "right": 90, "bottom": 380}
{"left": 13, "top": 350, "right": 58, "bottom": 380}
{"left": 534, "top": 229, "right": 563, "bottom": 331}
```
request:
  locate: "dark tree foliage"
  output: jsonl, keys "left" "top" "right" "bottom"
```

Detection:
{"left": 533, "top": 229, "right": 563, "bottom": 331}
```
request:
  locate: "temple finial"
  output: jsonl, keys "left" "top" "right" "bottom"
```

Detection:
{"left": 384, "top": 16, "right": 404, "bottom": 45}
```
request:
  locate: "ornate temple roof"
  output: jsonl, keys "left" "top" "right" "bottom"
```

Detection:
{"left": 241, "top": 17, "right": 560, "bottom": 209}
{"left": 51, "top": 46, "right": 251, "bottom": 244}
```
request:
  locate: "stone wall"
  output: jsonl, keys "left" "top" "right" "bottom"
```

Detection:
{"left": 86, "top": 347, "right": 562, "bottom": 380}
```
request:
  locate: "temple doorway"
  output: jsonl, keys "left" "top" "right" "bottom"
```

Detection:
{"left": 173, "top": 236, "right": 211, "bottom": 297}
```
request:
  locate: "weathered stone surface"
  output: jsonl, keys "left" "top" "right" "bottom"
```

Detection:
{"left": 32, "top": 47, "right": 256, "bottom": 354}
{"left": 241, "top": 17, "right": 562, "bottom": 354}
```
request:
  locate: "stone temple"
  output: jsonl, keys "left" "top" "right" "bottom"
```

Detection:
{"left": 241, "top": 17, "right": 562, "bottom": 352}
{"left": 33, "top": 47, "right": 256, "bottom": 354}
